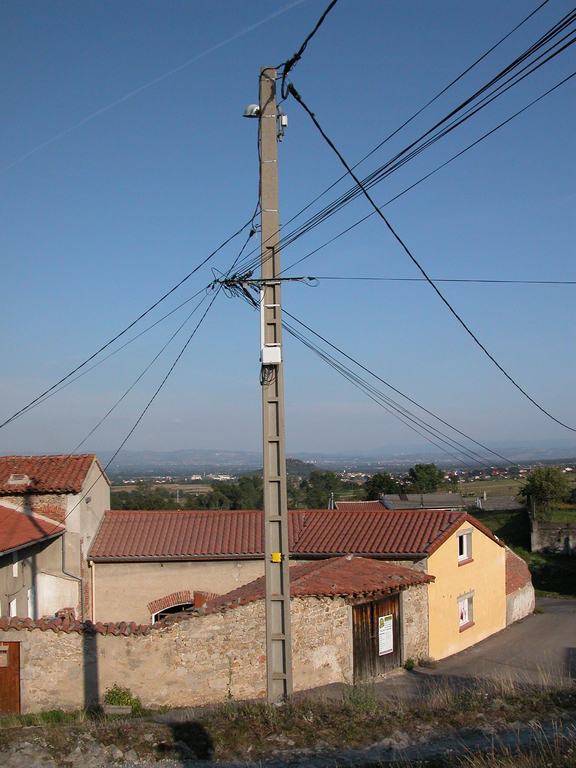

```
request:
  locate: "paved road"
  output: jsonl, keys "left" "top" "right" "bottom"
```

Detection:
{"left": 421, "top": 597, "right": 576, "bottom": 683}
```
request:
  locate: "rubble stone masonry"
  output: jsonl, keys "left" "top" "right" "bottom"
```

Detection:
{"left": 1, "top": 596, "right": 353, "bottom": 713}
{"left": 402, "top": 583, "right": 429, "bottom": 660}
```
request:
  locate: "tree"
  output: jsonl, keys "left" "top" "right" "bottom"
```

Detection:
{"left": 521, "top": 465, "right": 569, "bottom": 520}
{"left": 407, "top": 463, "right": 445, "bottom": 493}
{"left": 303, "top": 470, "right": 343, "bottom": 509}
{"left": 364, "top": 472, "right": 400, "bottom": 500}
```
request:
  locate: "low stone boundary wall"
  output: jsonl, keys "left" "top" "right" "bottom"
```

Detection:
{"left": 531, "top": 521, "right": 576, "bottom": 555}
{"left": 506, "top": 584, "right": 535, "bottom": 625}
{"left": 1, "top": 596, "right": 352, "bottom": 714}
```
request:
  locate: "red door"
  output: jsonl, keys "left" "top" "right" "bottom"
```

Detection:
{"left": 0, "top": 643, "right": 20, "bottom": 714}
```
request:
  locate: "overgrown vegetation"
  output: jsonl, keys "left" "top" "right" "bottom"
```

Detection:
{"left": 472, "top": 508, "right": 576, "bottom": 598}
{"left": 0, "top": 679, "right": 573, "bottom": 764}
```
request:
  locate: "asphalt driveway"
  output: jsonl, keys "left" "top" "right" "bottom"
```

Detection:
{"left": 419, "top": 597, "right": 576, "bottom": 683}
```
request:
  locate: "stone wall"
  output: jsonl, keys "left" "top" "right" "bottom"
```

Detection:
{"left": 506, "top": 584, "right": 535, "bottom": 626}
{"left": 1, "top": 493, "right": 67, "bottom": 524}
{"left": 531, "top": 520, "right": 576, "bottom": 555}
{"left": 401, "top": 583, "right": 429, "bottom": 660}
{"left": 0, "top": 595, "right": 353, "bottom": 714}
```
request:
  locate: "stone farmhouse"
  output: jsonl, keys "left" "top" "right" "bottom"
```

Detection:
{"left": 0, "top": 555, "right": 433, "bottom": 714}
{"left": 88, "top": 506, "right": 533, "bottom": 662}
{"left": 0, "top": 455, "right": 110, "bottom": 621}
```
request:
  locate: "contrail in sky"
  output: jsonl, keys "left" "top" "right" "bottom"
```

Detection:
{"left": 2, "top": 0, "right": 309, "bottom": 174}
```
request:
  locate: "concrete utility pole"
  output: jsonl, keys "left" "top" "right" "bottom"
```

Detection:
{"left": 258, "top": 66, "right": 293, "bottom": 702}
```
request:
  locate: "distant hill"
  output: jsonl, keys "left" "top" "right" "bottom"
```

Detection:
{"left": 239, "top": 457, "right": 317, "bottom": 480}
{"left": 96, "top": 440, "right": 576, "bottom": 479}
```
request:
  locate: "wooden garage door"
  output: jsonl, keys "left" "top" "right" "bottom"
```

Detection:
{"left": 0, "top": 642, "right": 20, "bottom": 714}
{"left": 353, "top": 593, "right": 400, "bottom": 682}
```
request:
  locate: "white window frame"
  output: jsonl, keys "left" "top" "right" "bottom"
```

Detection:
{"left": 9, "top": 598, "right": 17, "bottom": 617}
{"left": 458, "top": 529, "right": 473, "bottom": 563}
{"left": 458, "top": 591, "right": 474, "bottom": 628}
{"left": 12, "top": 552, "right": 18, "bottom": 578}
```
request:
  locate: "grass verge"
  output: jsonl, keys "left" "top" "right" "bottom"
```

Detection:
{"left": 0, "top": 678, "right": 574, "bottom": 763}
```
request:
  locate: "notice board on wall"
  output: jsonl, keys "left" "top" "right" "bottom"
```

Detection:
{"left": 378, "top": 614, "right": 393, "bottom": 656}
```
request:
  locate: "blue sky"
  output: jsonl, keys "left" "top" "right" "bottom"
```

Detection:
{"left": 1, "top": 0, "right": 575, "bottom": 460}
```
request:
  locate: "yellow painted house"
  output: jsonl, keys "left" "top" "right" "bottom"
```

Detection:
{"left": 427, "top": 517, "right": 506, "bottom": 660}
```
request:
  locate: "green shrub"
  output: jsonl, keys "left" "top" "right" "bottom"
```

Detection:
{"left": 404, "top": 658, "right": 416, "bottom": 671}
{"left": 103, "top": 685, "right": 142, "bottom": 713}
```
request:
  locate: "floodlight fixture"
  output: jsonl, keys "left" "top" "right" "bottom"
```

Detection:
{"left": 243, "top": 103, "right": 260, "bottom": 118}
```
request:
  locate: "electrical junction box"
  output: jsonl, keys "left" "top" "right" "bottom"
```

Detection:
{"left": 261, "top": 346, "right": 282, "bottom": 365}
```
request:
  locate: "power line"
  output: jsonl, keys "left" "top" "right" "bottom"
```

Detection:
{"left": 280, "top": 0, "right": 340, "bottom": 99}
{"left": 280, "top": 68, "right": 576, "bottom": 274}
{"left": 273, "top": 0, "right": 552, "bottom": 245}
{"left": 0, "top": 218, "right": 254, "bottom": 431}
{"left": 12, "top": 286, "right": 212, "bottom": 419}
{"left": 227, "top": 285, "right": 492, "bottom": 466}
{"left": 262, "top": 8, "right": 576, "bottom": 265}
{"left": 285, "top": 83, "right": 576, "bottom": 433}
{"left": 35, "top": 286, "right": 224, "bottom": 540}
{"left": 281, "top": 307, "right": 514, "bottom": 466}
{"left": 72, "top": 292, "right": 211, "bottom": 454}
{"left": 284, "top": 322, "right": 480, "bottom": 469}
{"left": 221, "top": 3, "right": 565, "bottom": 285}
{"left": 306, "top": 276, "right": 576, "bottom": 286}
{"left": 233, "top": 22, "right": 576, "bottom": 282}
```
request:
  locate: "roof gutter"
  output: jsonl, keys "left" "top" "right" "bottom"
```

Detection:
{"left": 0, "top": 530, "right": 64, "bottom": 558}
{"left": 89, "top": 552, "right": 429, "bottom": 563}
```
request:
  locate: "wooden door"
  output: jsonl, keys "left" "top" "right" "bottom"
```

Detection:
{"left": 0, "top": 642, "right": 20, "bottom": 714}
{"left": 353, "top": 593, "right": 401, "bottom": 682}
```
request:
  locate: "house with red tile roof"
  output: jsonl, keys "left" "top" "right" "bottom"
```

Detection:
{"left": 0, "top": 454, "right": 110, "bottom": 621}
{"left": 88, "top": 506, "right": 532, "bottom": 663}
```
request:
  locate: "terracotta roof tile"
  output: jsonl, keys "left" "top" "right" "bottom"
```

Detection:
{"left": 89, "top": 508, "right": 502, "bottom": 561}
{"left": 89, "top": 509, "right": 269, "bottom": 559}
{"left": 0, "top": 454, "right": 107, "bottom": 495}
{"left": 0, "top": 504, "right": 65, "bottom": 554}
{"left": 505, "top": 548, "right": 533, "bottom": 594}
{"left": 0, "top": 616, "right": 155, "bottom": 635}
{"left": 293, "top": 509, "right": 465, "bottom": 555}
{"left": 334, "top": 500, "right": 385, "bottom": 511}
{"left": 204, "top": 556, "right": 434, "bottom": 613}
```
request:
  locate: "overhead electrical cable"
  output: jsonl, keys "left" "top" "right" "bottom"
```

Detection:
{"left": 72, "top": 292, "right": 211, "bottom": 454}
{"left": 273, "top": 26, "right": 576, "bottom": 257}
{"left": 283, "top": 321, "right": 480, "bottom": 468}
{"left": 220, "top": 2, "right": 565, "bottom": 282}
{"left": 226, "top": 285, "right": 488, "bottom": 466}
{"left": 281, "top": 308, "right": 514, "bottom": 465}
{"left": 299, "top": 276, "right": 576, "bottom": 286}
{"left": 280, "top": 68, "right": 576, "bottom": 274}
{"left": 36, "top": 286, "right": 224, "bottom": 539}
{"left": 234, "top": 7, "right": 576, "bottom": 273}
{"left": 285, "top": 81, "right": 576, "bottom": 433}
{"left": 272, "top": 0, "right": 553, "bottom": 240}
{"left": 279, "top": 0, "right": 340, "bottom": 98}
{"left": 233, "top": 29, "right": 576, "bottom": 281}
{"left": 14, "top": 286, "right": 212, "bottom": 417}
{"left": 0, "top": 217, "right": 254, "bottom": 430}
